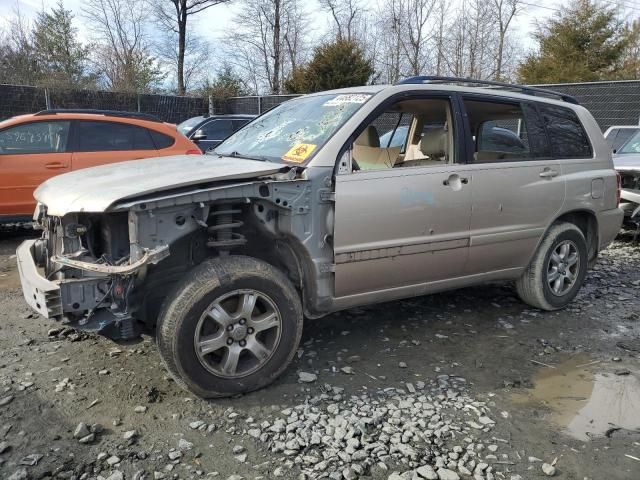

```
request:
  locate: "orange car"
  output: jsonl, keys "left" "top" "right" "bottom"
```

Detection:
{"left": 0, "top": 109, "right": 201, "bottom": 221}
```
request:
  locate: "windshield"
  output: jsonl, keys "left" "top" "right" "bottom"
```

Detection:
{"left": 618, "top": 130, "right": 640, "bottom": 154}
{"left": 177, "top": 116, "right": 204, "bottom": 135}
{"left": 214, "top": 93, "right": 372, "bottom": 164}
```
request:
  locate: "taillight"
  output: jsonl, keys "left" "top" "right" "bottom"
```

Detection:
{"left": 186, "top": 149, "right": 202, "bottom": 155}
{"left": 616, "top": 172, "right": 622, "bottom": 207}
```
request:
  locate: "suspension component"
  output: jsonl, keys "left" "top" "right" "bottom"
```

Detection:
{"left": 206, "top": 204, "right": 247, "bottom": 253}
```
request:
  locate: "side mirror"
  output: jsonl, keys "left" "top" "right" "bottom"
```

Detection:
{"left": 192, "top": 129, "right": 207, "bottom": 142}
{"left": 612, "top": 149, "right": 617, "bottom": 154}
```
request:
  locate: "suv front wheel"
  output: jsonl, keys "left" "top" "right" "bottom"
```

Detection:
{"left": 516, "top": 222, "right": 588, "bottom": 311}
{"left": 157, "top": 256, "right": 303, "bottom": 398}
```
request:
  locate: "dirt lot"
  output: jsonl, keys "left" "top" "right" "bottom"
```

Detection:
{"left": 0, "top": 229, "right": 638, "bottom": 480}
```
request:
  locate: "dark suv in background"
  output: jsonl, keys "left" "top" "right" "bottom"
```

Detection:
{"left": 178, "top": 114, "right": 255, "bottom": 152}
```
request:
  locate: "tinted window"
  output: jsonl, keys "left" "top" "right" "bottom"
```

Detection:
{"left": 464, "top": 99, "right": 536, "bottom": 162}
{"left": 77, "top": 121, "right": 156, "bottom": 151}
{"left": 201, "top": 119, "right": 234, "bottom": 140}
{"left": 0, "top": 121, "right": 70, "bottom": 154}
{"left": 150, "top": 130, "right": 175, "bottom": 149}
{"left": 538, "top": 105, "right": 592, "bottom": 158}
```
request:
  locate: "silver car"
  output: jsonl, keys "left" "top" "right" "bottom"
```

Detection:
{"left": 613, "top": 129, "right": 640, "bottom": 228}
{"left": 17, "top": 77, "right": 623, "bottom": 398}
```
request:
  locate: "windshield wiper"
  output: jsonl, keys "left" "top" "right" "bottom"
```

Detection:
{"left": 217, "top": 151, "right": 269, "bottom": 162}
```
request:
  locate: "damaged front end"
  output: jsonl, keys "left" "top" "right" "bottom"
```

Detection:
{"left": 18, "top": 209, "right": 170, "bottom": 340}
{"left": 618, "top": 169, "right": 640, "bottom": 233}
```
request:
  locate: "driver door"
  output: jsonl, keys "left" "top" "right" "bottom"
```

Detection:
{"left": 333, "top": 95, "right": 473, "bottom": 298}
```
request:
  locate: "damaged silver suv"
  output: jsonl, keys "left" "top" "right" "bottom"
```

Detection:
{"left": 17, "top": 77, "right": 623, "bottom": 398}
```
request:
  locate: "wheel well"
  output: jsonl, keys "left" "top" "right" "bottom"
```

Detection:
{"left": 554, "top": 210, "right": 598, "bottom": 262}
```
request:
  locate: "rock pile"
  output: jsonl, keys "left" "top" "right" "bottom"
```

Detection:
{"left": 239, "top": 377, "right": 512, "bottom": 479}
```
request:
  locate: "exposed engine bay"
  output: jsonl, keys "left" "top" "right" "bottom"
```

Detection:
{"left": 19, "top": 166, "right": 335, "bottom": 341}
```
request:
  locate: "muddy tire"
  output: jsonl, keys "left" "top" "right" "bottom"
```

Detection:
{"left": 156, "top": 256, "right": 303, "bottom": 398}
{"left": 516, "top": 222, "right": 588, "bottom": 311}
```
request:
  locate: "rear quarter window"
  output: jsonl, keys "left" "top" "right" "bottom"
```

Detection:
{"left": 149, "top": 130, "right": 176, "bottom": 149}
{"left": 538, "top": 105, "right": 592, "bottom": 159}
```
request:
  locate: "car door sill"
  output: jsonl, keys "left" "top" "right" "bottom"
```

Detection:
{"left": 331, "top": 267, "right": 523, "bottom": 311}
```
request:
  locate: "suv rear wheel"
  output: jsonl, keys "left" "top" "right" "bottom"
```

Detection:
{"left": 157, "top": 256, "right": 303, "bottom": 398}
{"left": 516, "top": 222, "right": 588, "bottom": 311}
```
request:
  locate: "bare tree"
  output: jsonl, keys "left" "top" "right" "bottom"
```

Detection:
{"left": 320, "top": 0, "right": 362, "bottom": 41}
{"left": 401, "top": 0, "right": 437, "bottom": 75}
{"left": 155, "top": 29, "right": 210, "bottom": 92}
{"left": 372, "top": 0, "right": 436, "bottom": 81}
{"left": 0, "top": 9, "right": 40, "bottom": 86}
{"left": 152, "top": 0, "right": 231, "bottom": 95}
{"left": 228, "top": 0, "right": 308, "bottom": 94}
{"left": 84, "top": 0, "right": 164, "bottom": 92}
{"left": 492, "top": 0, "right": 520, "bottom": 80}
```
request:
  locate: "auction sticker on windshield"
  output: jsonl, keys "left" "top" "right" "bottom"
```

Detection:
{"left": 323, "top": 94, "right": 371, "bottom": 107}
{"left": 282, "top": 143, "right": 317, "bottom": 163}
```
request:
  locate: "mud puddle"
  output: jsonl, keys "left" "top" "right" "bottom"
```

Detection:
{"left": 512, "top": 355, "right": 640, "bottom": 441}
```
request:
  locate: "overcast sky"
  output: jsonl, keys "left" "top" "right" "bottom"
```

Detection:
{"left": 0, "top": 0, "right": 571, "bottom": 46}
{"left": 1, "top": 0, "right": 637, "bottom": 82}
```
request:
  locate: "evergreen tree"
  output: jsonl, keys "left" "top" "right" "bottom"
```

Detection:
{"left": 33, "top": 1, "right": 96, "bottom": 88}
{"left": 201, "top": 66, "right": 249, "bottom": 99}
{"left": 518, "top": 0, "right": 630, "bottom": 83}
{"left": 285, "top": 39, "right": 373, "bottom": 93}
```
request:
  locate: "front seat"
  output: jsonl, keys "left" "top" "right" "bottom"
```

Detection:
{"left": 353, "top": 126, "right": 398, "bottom": 169}
{"left": 420, "top": 127, "right": 449, "bottom": 164}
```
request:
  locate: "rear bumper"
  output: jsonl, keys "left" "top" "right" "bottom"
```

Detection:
{"left": 598, "top": 207, "right": 624, "bottom": 250}
{"left": 16, "top": 239, "right": 62, "bottom": 319}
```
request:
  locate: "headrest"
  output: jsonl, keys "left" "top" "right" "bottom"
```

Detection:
{"left": 420, "top": 127, "right": 448, "bottom": 157}
{"left": 354, "top": 126, "right": 380, "bottom": 148}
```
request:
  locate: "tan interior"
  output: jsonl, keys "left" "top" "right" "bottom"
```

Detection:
{"left": 352, "top": 98, "right": 454, "bottom": 171}
{"left": 353, "top": 126, "right": 403, "bottom": 170}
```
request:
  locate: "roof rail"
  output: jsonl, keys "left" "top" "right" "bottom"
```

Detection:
{"left": 33, "top": 109, "right": 163, "bottom": 122}
{"left": 395, "top": 76, "right": 580, "bottom": 105}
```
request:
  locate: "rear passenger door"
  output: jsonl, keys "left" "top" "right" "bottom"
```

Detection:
{"left": 71, "top": 121, "right": 159, "bottom": 170}
{"left": 462, "top": 97, "right": 566, "bottom": 275}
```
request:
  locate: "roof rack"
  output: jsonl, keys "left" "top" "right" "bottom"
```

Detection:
{"left": 33, "top": 109, "right": 163, "bottom": 122}
{"left": 395, "top": 76, "right": 580, "bottom": 105}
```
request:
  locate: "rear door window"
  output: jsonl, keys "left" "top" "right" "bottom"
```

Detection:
{"left": 0, "top": 121, "right": 71, "bottom": 154}
{"left": 76, "top": 121, "right": 156, "bottom": 152}
{"left": 538, "top": 105, "right": 592, "bottom": 158}
{"left": 463, "top": 98, "right": 538, "bottom": 162}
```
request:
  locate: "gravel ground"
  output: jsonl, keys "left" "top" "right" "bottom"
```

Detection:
{"left": 0, "top": 230, "right": 638, "bottom": 480}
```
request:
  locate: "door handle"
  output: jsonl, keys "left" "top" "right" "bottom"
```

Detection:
{"left": 539, "top": 168, "right": 559, "bottom": 179}
{"left": 45, "top": 162, "right": 67, "bottom": 169}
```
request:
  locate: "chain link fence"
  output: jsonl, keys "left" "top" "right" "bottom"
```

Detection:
{"left": 211, "top": 94, "right": 300, "bottom": 115}
{"left": 536, "top": 80, "right": 640, "bottom": 131}
{"left": 0, "top": 84, "right": 208, "bottom": 124}
{"left": 2, "top": 81, "right": 640, "bottom": 130}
